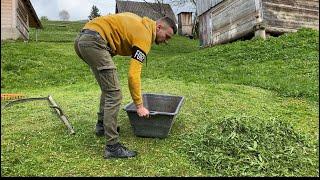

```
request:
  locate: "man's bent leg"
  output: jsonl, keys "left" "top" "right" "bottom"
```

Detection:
{"left": 76, "top": 33, "right": 136, "bottom": 158}
{"left": 90, "top": 68, "right": 107, "bottom": 137}
{"left": 103, "top": 89, "right": 122, "bottom": 144}
{"left": 95, "top": 66, "right": 121, "bottom": 144}
{"left": 97, "top": 67, "right": 136, "bottom": 158}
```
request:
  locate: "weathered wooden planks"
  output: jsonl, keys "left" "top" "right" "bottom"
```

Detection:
{"left": 262, "top": 0, "right": 319, "bottom": 32}
{"left": 178, "top": 12, "right": 193, "bottom": 36}
{"left": 197, "top": 0, "right": 224, "bottom": 16}
{"left": 197, "top": 0, "right": 319, "bottom": 47}
{"left": 1, "top": 0, "right": 42, "bottom": 41}
{"left": 199, "top": 0, "right": 261, "bottom": 46}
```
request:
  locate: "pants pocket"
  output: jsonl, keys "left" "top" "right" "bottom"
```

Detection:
{"left": 97, "top": 66, "right": 120, "bottom": 92}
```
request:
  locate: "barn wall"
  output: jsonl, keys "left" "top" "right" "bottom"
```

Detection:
{"left": 16, "top": 0, "right": 30, "bottom": 40}
{"left": 197, "top": 0, "right": 224, "bottom": 16}
{"left": 1, "top": 0, "right": 13, "bottom": 28}
{"left": 262, "top": 0, "right": 319, "bottom": 34}
{"left": 199, "top": 12, "right": 212, "bottom": 47}
{"left": 199, "top": 0, "right": 261, "bottom": 47}
{"left": 198, "top": 0, "right": 319, "bottom": 47}
{"left": 1, "top": 0, "right": 39, "bottom": 41}
{"left": 1, "top": 0, "right": 20, "bottom": 40}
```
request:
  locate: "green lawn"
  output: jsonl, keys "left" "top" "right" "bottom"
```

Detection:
{"left": 1, "top": 20, "right": 319, "bottom": 176}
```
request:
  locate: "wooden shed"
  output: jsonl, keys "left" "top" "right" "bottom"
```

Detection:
{"left": 115, "top": 0, "right": 177, "bottom": 23}
{"left": 197, "top": 0, "right": 319, "bottom": 47}
{"left": 1, "top": 0, "right": 42, "bottom": 41}
{"left": 178, "top": 12, "right": 193, "bottom": 36}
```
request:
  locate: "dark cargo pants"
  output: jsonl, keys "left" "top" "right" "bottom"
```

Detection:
{"left": 74, "top": 33, "right": 121, "bottom": 145}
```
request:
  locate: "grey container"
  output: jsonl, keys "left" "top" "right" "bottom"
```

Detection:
{"left": 123, "top": 93, "right": 184, "bottom": 138}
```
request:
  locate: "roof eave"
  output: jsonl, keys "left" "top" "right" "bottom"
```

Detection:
{"left": 25, "top": 0, "right": 43, "bottom": 29}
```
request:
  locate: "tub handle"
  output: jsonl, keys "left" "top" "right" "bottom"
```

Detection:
{"left": 149, "top": 111, "right": 158, "bottom": 115}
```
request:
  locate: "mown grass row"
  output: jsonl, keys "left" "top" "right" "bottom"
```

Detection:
{"left": 2, "top": 26, "right": 318, "bottom": 102}
{"left": 1, "top": 78, "right": 318, "bottom": 176}
{"left": 1, "top": 20, "right": 319, "bottom": 176}
{"left": 179, "top": 115, "right": 318, "bottom": 176}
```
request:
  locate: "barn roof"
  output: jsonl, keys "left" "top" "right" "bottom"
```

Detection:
{"left": 115, "top": 0, "right": 177, "bottom": 23}
{"left": 25, "top": 0, "right": 42, "bottom": 29}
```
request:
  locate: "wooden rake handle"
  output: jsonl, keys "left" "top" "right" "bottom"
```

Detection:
{"left": 48, "top": 95, "right": 75, "bottom": 135}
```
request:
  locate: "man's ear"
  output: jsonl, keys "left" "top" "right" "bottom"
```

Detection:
{"left": 156, "top": 24, "right": 162, "bottom": 32}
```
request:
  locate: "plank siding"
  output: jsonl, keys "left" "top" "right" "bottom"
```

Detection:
{"left": 262, "top": 0, "right": 319, "bottom": 10}
{"left": 197, "top": 0, "right": 319, "bottom": 47}
{"left": 178, "top": 12, "right": 193, "bottom": 36}
{"left": 199, "top": 0, "right": 260, "bottom": 46}
{"left": 199, "top": 13, "right": 211, "bottom": 46}
{"left": 211, "top": 0, "right": 258, "bottom": 30}
{"left": 1, "top": 0, "right": 41, "bottom": 41}
{"left": 1, "top": 0, "right": 13, "bottom": 27}
{"left": 197, "top": 0, "right": 224, "bottom": 16}
{"left": 211, "top": 15, "right": 257, "bottom": 45}
{"left": 262, "top": 0, "right": 319, "bottom": 33}
{"left": 1, "top": 0, "right": 18, "bottom": 40}
{"left": 16, "top": 0, "right": 29, "bottom": 39}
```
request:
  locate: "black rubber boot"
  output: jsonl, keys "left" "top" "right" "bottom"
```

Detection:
{"left": 104, "top": 142, "right": 137, "bottom": 159}
{"left": 95, "top": 120, "right": 105, "bottom": 136}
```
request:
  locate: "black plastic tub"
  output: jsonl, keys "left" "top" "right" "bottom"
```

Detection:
{"left": 123, "top": 93, "right": 184, "bottom": 138}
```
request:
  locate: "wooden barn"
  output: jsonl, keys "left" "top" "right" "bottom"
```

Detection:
{"left": 178, "top": 12, "right": 193, "bottom": 36}
{"left": 1, "top": 0, "right": 42, "bottom": 41}
{"left": 115, "top": 0, "right": 177, "bottom": 23}
{"left": 197, "top": 0, "right": 319, "bottom": 47}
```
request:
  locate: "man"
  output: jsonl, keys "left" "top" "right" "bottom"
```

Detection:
{"left": 74, "top": 12, "right": 177, "bottom": 159}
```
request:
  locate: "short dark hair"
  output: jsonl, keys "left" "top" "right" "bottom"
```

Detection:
{"left": 159, "top": 16, "right": 177, "bottom": 34}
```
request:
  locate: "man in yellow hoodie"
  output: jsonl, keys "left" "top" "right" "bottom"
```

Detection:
{"left": 74, "top": 12, "right": 176, "bottom": 159}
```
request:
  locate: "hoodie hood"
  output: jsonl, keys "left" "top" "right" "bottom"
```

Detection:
{"left": 142, "top": 17, "right": 156, "bottom": 44}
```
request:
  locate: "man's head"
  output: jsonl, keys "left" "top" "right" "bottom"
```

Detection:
{"left": 155, "top": 17, "right": 177, "bottom": 45}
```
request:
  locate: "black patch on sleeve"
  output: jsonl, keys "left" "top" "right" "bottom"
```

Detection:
{"left": 131, "top": 46, "right": 147, "bottom": 63}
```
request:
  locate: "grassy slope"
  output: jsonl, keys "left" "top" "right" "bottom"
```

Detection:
{"left": 1, "top": 20, "right": 319, "bottom": 176}
{"left": 2, "top": 23, "right": 318, "bottom": 101}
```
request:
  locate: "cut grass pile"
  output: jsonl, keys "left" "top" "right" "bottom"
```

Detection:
{"left": 179, "top": 115, "right": 318, "bottom": 176}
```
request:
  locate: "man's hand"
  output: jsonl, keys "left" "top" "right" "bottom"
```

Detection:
{"left": 136, "top": 104, "right": 150, "bottom": 118}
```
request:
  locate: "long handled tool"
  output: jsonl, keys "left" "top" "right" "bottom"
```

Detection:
{"left": 1, "top": 95, "right": 75, "bottom": 135}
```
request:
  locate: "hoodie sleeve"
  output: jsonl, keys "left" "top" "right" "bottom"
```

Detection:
{"left": 128, "top": 58, "right": 143, "bottom": 105}
{"left": 128, "top": 42, "right": 151, "bottom": 105}
{"left": 127, "top": 20, "right": 153, "bottom": 105}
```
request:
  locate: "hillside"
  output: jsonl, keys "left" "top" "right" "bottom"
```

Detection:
{"left": 1, "top": 20, "right": 319, "bottom": 177}
{"left": 2, "top": 21, "right": 319, "bottom": 101}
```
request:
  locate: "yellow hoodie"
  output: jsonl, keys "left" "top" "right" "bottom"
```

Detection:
{"left": 83, "top": 12, "right": 156, "bottom": 106}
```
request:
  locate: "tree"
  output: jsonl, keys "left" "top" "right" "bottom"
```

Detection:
{"left": 59, "top": 10, "right": 70, "bottom": 21}
{"left": 40, "top": 16, "right": 49, "bottom": 21}
{"left": 88, "top": 5, "right": 101, "bottom": 20}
